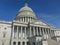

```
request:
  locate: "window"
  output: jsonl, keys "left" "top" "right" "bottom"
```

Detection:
{"left": 18, "top": 26, "right": 21, "bottom": 33}
{"left": 31, "top": 27, "right": 34, "bottom": 35}
{"left": 4, "top": 27, "right": 7, "bottom": 30}
{"left": 23, "top": 42, "right": 25, "bottom": 45}
{"left": 14, "top": 26, "right": 17, "bottom": 30}
{"left": 18, "top": 42, "right": 20, "bottom": 45}
{"left": 22, "top": 27, "right": 25, "bottom": 33}
{"left": 33, "top": 42, "right": 35, "bottom": 45}
{"left": 13, "top": 42, "right": 16, "bottom": 45}
{"left": 2, "top": 42, "right": 4, "bottom": 45}
{"left": 27, "top": 42, "right": 30, "bottom": 45}
{"left": 3, "top": 32, "right": 6, "bottom": 38}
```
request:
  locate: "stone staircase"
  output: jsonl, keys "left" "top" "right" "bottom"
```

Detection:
{"left": 47, "top": 38, "right": 60, "bottom": 45}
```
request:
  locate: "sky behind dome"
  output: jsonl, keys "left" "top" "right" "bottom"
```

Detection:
{"left": 0, "top": 0, "right": 60, "bottom": 29}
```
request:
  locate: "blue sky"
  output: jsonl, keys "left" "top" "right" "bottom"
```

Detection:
{"left": 0, "top": 0, "right": 60, "bottom": 29}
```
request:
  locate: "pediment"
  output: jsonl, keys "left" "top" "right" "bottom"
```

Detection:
{"left": 34, "top": 20, "right": 48, "bottom": 26}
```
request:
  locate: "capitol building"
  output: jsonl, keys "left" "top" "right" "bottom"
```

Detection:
{"left": 0, "top": 3, "right": 60, "bottom": 45}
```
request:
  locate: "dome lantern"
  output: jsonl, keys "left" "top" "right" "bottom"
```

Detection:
{"left": 24, "top": 3, "right": 28, "bottom": 7}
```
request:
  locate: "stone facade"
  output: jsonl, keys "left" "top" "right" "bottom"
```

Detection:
{"left": 0, "top": 3, "right": 60, "bottom": 45}
{"left": 0, "top": 21, "right": 11, "bottom": 45}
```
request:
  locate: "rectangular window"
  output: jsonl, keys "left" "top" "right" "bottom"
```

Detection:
{"left": 13, "top": 42, "right": 16, "bottom": 45}
{"left": 27, "top": 42, "right": 30, "bottom": 45}
{"left": 3, "top": 32, "right": 6, "bottom": 38}
{"left": 33, "top": 42, "right": 35, "bottom": 45}
{"left": 18, "top": 42, "right": 20, "bottom": 45}
{"left": 23, "top": 42, "right": 25, "bottom": 45}
{"left": 22, "top": 27, "right": 25, "bottom": 33}
{"left": 2, "top": 42, "right": 4, "bottom": 45}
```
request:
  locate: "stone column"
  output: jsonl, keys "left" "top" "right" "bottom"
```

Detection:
{"left": 37, "top": 27, "right": 39, "bottom": 35}
{"left": 45, "top": 28, "right": 46, "bottom": 34}
{"left": 49, "top": 29, "right": 50, "bottom": 37}
{"left": 51, "top": 30, "right": 53, "bottom": 37}
{"left": 47, "top": 28, "right": 49, "bottom": 37}
{"left": 13, "top": 25, "right": 14, "bottom": 38}
{"left": 39, "top": 27, "right": 42, "bottom": 35}
{"left": 17, "top": 26, "right": 18, "bottom": 39}
{"left": 53, "top": 30, "right": 55, "bottom": 37}
{"left": 21, "top": 26, "right": 22, "bottom": 35}
{"left": 50, "top": 29, "right": 51, "bottom": 37}
{"left": 21, "top": 42, "right": 22, "bottom": 45}
{"left": 45, "top": 28, "right": 48, "bottom": 39}
{"left": 48, "top": 29, "right": 51, "bottom": 38}
{"left": 33, "top": 27, "right": 35, "bottom": 36}
{"left": 11, "top": 41, "right": 13, "bottom": 45}
{"left": 50, "top": 30, "right": 51, "bottom": 37}
{"left": 16, "top": 41, "right": 18, "bottom": 45}
{"left": 25, "top": 42, "right": 27, "bottom": 45}
{"left": 42, "top": 28, "right": 44, "bottom": 35}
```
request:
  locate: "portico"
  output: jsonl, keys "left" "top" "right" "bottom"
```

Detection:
{"left": 11, "top": 3, "right": 55, "bottom": 45}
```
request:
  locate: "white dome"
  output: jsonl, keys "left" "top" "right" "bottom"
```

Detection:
{"left": 15, "top": 3, "right": 37, "bottom": 20}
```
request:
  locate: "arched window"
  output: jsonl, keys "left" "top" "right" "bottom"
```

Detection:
{"left": 13, "top": 42, "right": 16, "bottom": 45}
